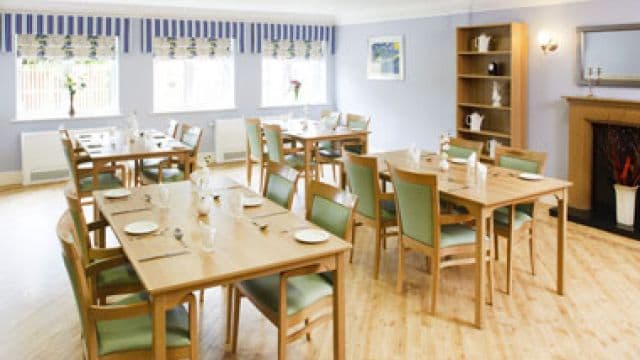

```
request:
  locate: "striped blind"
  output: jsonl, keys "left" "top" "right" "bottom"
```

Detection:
{"left": 249, "top": 23, "right": 335, "bottom": 55}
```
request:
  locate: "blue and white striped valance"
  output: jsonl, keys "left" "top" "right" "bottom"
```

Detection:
{"left": 1, "top": 13, "right": 132, "bottom": 53}
{"left": 249, "top": 23, "right": 335, "bottom": 55}
{"left": 141, "top": 18, "right": 246, "bottom": 54}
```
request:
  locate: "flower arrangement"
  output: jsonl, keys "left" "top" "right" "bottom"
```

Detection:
{"left": 603, "top": 126, "right": 640, "bottom": 187}
{"left": 438, "top": 133, "right": 451, "bottom": 171}
{"left": 64, "top": 74, "right": 86, "bottom": 117}
{"left": 289, "top": 80, "right": 302, "bottom": 101}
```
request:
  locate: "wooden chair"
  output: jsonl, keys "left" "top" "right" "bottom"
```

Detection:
{"left": 166, "top": 119, "right": 179, "bottom": 138}
{"left": 230, "top": 181, "right": 357, "bottom": 359}
{"left": 390, "top": 167, "right": 494, "bottom": 313}
{"left": 342, "top": 151, "right": 397, "bottom": 278}
{"left": 60, "top": 130, "right": 125, "bottom": 205}
{"left": 345, "top": 113, "right": 371, "bottom": 131}
{"left": 141, "top": 124, "right": 203, "bottom": 184}
{"left": 64, "top": 183, "right": 142, "bottom": 303}
{"left": 447, "top": 137, "right": 484, "bottom": 159}
{"left": 263, "top": 162, "right": 301, "bottom": 210}
{"left": 56, "top": 212, "right": 198, "bottom": 360}
{"left": 263, "top": 124, "right": 311, "bottom": 174}
{"left": 245, "top": 118, "right": 269, "bottom": 191}
{"left": 137, "top": 120, "right": 181, "bottom": 185}
{"left": 493, "top": 145, "right": 547, "bottom": 294}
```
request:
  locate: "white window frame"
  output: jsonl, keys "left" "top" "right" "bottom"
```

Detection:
{"left": 260, "top": 56, "right": 329, "bottom": 108}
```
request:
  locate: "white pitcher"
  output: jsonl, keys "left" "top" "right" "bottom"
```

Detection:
{"left": 474, "top": 33, "right": 492, "bottom": 53}
{"left": 465, "top": 112, "right": 484, "bottom": 132}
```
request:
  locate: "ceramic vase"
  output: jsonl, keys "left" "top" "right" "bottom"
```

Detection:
{"left": 614, "top": 184, "right": 638, "bottom": 227}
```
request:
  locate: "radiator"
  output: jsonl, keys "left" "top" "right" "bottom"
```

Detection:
{"left": 214, "top": 118, "right": 246, "bottom": 163}
{"left": 21, "top": 130, "right": 69, "bottom": 185}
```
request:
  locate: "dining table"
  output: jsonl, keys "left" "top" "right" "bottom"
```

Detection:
{"left": 93, "top": 177, "right": 351, "bottom": 359}
{"left": 375, "top": 150, "right": 572, "bottom": 329}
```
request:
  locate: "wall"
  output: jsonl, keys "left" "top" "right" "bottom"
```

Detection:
{"left": 335, "top": 0, "right": 640, "bottom": 178}
{"left": 0, "top": 19, "right": 335, "bottom": 177}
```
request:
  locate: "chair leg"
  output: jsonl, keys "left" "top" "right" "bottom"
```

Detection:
{"left": 425, "top": 256, "right": 431, "bottom": 274}
{"left": 506, "top": 235, "right": 513, "bottom": 295}
{"left": 494, "top": 232, "right": 499, "bottom": 260}
{"left": 373, "top": 225, "right": 382, "bottom": 279}
{"left": 331, "top": 162, "right": 337, "bottom": 183}
{"left": 430, "top": 256, "right": 440, "bottom": 314}
{"left": 246, "top": 159, "right": 252, "bottom": 187}
{"left": 199, "top": 289, "right": 205, "bottom": 304}
{"left": 259, "top": 162, "right": 266, "bottom": 193}
{"left": 487, "top": 249, "right": 494, "bottom": 306}
{"left": 305, "top": 318, "right": 311, "bottom": 341}
{"left": 277, "top": 315, "right": 288, "bottom": 360}
{"left": 396, "top": 238, "right": 404, "bottom": 293}
{"left": 350, "top": 222, "right": 357, "bottom": 263}
{"left": 225, "top": 286, "right": 233, "bottom": 347}
{"left": 231, "top": 288, "right": 241, "bottom": 353}
{"left": 529, "top": 225, "right": 536, "bottom": 276}
{"left": 382, "top": 227, "right": 387, "bottom": 250}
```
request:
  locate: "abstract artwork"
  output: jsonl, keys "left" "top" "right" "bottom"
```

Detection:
{"left": 367, "top": 35, "right": 404, "bottom": 80}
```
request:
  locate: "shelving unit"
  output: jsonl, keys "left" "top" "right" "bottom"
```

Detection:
{"left": 456, "top": 23, "right": 528, "bottom": 161}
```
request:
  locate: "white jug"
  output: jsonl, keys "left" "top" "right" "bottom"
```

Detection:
{"left": 465, "top": 112, "right": 484, "bottom": 132}
{"left": 474, "top": 33, "right": 492, "bottom": 53}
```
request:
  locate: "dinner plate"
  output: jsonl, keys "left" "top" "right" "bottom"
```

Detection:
{"left": 104, "top": 188, "right": 131, "bottom": 199}
{"left": 124, "top": 221, "right": 158, "bottom": 235}
{"left": 242, "top": 196, "right": 264, "bottom": 207}
{"left": 294, "top": 229, "right": 330, "bottom": 244}
{"left": 518, "top": 172, "right": 544, "bottom": 181}
{"left": 450, "top": 157, "right": 468, "bottom": 164}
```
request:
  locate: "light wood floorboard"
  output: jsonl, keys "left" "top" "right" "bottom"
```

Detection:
{"left": 1, "top": 164, "right": 639, "bottom": 359}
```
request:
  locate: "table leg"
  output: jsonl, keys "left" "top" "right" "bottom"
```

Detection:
{"left": 333, "top": 252, "right": 346, "bottom": 360}
{"left": 304, "top": 140, "right": 313, "bottom": 210}
{"left": 507, "top": 204, "right": 516, "bottom": 295}
{"left": 474, "top": 207, "right": 487, "bottom": 329}
{"left": 152, "top": 294, "right": 167, "bottom": 360}
{"left": 557, "top": 188, "right": 568, "bottom": 295}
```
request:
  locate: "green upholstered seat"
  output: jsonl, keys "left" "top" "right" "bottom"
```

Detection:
{"left": 142, "top": 158, "right": 164, "bottom": 169}
{"left": 318, "top": 148, "right": 341, "bottom": 158}
{"left": 380, "top": 199, "right": 396, "bottom": 221}
{"left": 265, "top": 172, "right": 296, "bottom": 210}
{"left": 344, "top": 160, "right": 391, "bottom": 220}
{"left": 246, "top": 122, "right": 265, "bottom": 159}
{"left": 78, "top": 173, "right": 123, "bottom": 192}
{"left": 494, "top": 154, "right": 540, "bottom": 219}
{"left": 310, "top": 195, "right": 350, "bottom": 238}
{"left": 141, "top": 167, "right": 185, "bottom": 183}
{"left": 440, "top": 224, "right": 478, "bottom": 248}
{"left": 318, "top": 113, "right": 340, "bottom": 150}
{"left": 499, "top": 155, "right": 539, "bottom": 174}
{"left": 343, "top": 144, "right": 364, "bottom": 155}
{"left": 284, "top": 154, "right": 312, "bottom": 171}
{"left": 96, "top": 263, "right": 140, "bottom": 288}
{"left": 493, "top": 207, "right": 532, "bottom": 229}
{"left": 239, "top": 273, "right": 332, "bottom": 316}
{"left": 96, "top": 293, "right": 191, "bottom": 356}
{"left": 446, "top": 145, "right": 475, "bottom": 159}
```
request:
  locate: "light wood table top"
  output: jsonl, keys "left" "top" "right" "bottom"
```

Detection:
{"left": 94, "top": 179, "right": 351, "bottom": 294}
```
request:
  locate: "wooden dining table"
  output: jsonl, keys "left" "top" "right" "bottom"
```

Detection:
{"left": 72, "top": 129, "right": 193, "bottom": 188}
{"left": 94, "top": 178, "right": 351, "bottom": 359}
{"left": 375, "top": 150, "right": 572, "bottom": 329}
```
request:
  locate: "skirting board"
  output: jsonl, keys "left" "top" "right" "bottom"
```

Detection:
{"left": 0, "top": 171, "right": 22, "bottom": 186}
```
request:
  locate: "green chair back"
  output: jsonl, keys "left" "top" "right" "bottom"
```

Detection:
{"left": 265, "top": 173, "right": 295, "bottom": 209}
{"left": 392, "top": 173, "right": 436, "bottom": 247}
{"left": 310, "top": 195, "right": 350, "bottom": 238}
{"left": 246, "top": 121, "right": 263, "bottom": 158}
{"left": 496, "top": 147, "right": 547, "bottom": 216}
{"left": 343, "top": 154, "right": 377, "bottom": 219}
{"left": 264, "top": 125, "right": 283, "bottom": 163}
{"left": 499, "top": 156, "right": 539, "bottom": 174}
{"left": 182, "top": 126, "right": 202, "bottom": 150}
{"left": 447, "top": 145, "right": 475, "bottom": 159}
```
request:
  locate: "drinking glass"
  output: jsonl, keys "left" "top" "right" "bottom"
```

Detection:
{"left": 200, "top": 222, "right": 216, "bottom": 252}
{"left": 225, "top": 190, "right": 243, "bottom": 218}
{"left": 158, "top": 184, "right": 170, "bottom": 209}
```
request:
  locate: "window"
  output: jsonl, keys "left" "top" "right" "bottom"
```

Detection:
{"left": 16, "top": 49, "right": 119, "bottom": 120}
{"left": 262, "top": 56, "right": 327, "bottom": 107}
{"left": 153, "top": 56, "right": 235, "bottom": 113}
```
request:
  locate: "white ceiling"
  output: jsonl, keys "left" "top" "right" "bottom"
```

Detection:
{"left": 0, "top": 0, "right": 589, "bottom": 24}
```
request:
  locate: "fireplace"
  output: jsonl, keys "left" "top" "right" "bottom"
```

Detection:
{"left": 550, "top": 97, "right": 640, "bottom": 239}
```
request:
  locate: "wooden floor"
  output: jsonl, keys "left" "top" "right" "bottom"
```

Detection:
{"left": 2, "top": 164, "right": 640, "bottom": 359}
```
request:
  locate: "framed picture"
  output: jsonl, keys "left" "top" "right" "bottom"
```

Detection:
{"left": 367, "top": 35, "right": 404, "bottom": 80}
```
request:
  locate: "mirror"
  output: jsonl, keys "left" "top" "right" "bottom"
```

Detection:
{"left": 577, "top": 24, "right": 640, "bottom": 87}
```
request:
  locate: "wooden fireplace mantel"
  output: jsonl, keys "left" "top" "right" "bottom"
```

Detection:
{"left": 564, "top": 96, "right": 640, "bottom": 210}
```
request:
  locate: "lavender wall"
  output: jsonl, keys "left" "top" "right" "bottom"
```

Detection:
{"left": 335, "top": 0, "right": 640, "bottom": 178}
{"left": 0, "top": 20, "right": 335, "bottom": 174}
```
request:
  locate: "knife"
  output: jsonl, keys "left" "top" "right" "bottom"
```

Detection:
{"left": 111, "top": 207, "right": 151, "bottom": 216}
{"left": 138, "top": 250, "right": 190, "bottom": 263}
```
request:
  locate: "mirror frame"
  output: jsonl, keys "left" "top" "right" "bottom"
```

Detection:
{"left": 577, "top": 23, "right": 640, "bottom": 88}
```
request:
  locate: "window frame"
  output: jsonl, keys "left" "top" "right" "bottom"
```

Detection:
{"left": 260, "top": 55, "right": 329, "bottom": 108}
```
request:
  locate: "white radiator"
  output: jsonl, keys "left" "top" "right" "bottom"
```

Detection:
{"left": 21, "top": 130, "right": 69, "bottom": 185}
{"left": 214, "top": 118, "right": 246, "bottom": 163}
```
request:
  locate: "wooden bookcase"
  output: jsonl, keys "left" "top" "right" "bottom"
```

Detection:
{"left": 456, "top": 22, "right": 528, "bottom": 162}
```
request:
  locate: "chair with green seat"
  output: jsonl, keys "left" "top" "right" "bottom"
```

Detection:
{"left": 141, "top": 124, "right": 203, "bottom": 184}
{"left": 263, "top": 162, "right": 301, "bottom": 210}
{"left": 263, "top": 123, "right": 312, "bottom": 175}
{"left": 446, "top": 137, "right": 483, "bottom": 159}
{"left": 60, "top": 131, "right": 125, "bottom": 205}
{"left": 343, "top": 151, "right": 397, "bottom": 278}
{"left": 315, "top": 111, "right": 342, "bottom": 181}
{"left": 136, "top": 119, "right": 181, "bottom": 185}
{"left": 229, "top": 181, "right": 357, "bottom": 359}
{"left": 390, "top": 166, "right": 494, "bottom": 314}
{"left": 64, "top": 183, "right": 142, "bottom": 304}
{"left": 493, "top": 145, "right": 547, "bottom": 294}
{"left": 245, "top": 118, "right": 269, "bottom": 191}
{"left": 56, "top": 212, "right": 198, "bottom": 360}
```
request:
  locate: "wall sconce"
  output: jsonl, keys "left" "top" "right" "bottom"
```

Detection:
{"left": 538, "top": 31, "right": 558, "bottom": 54}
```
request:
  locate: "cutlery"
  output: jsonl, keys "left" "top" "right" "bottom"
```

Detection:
{"left": 111, "top": 207, "right": 151, "bottom": 216}
{"left": 138, "top": 250, "right": 190, "bottom": 263}
{"left": 252, "top": 220, "right": 268, "bottom": 231}
{"left": 174, "top": 227, "right": 188, "bottom": 248}
{"left": 130, "top": 227, "right": 168, "bottom": 240}
{"left": 251, "top": 210, "right": 288, "bottom": 219}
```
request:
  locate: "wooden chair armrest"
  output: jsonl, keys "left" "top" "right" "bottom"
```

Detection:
{"left": 89, "top": 301, "right": 151, "bottom": 320}
{"left": 440, "top": 213, "right": 475, "bottom": 225}
{"left": 85, "top": 256, "right": 129, "bottom": 277}
{"left": 88, "top": 247, "right": 124, "bottom": 260}
{"left": 281, "top": 264, "right": 323, "bottom": 280}
{"left": 379, "top": 192, "right": 395, "bottom": 201}
{"left": 87, "top": 219, "right": 109, "bottom": 231}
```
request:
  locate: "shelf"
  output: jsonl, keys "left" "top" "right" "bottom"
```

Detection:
{"left": 458, "top": 74, "right": 511, "bottom": 80}
{"left": 457, "top": 50, "right": 511, "bottom": 56}
{"left": 457, "top": 128, "right": 511, "bottom": 139}
{"left": 458, "top": 102, "right": 511, "bottom": 111}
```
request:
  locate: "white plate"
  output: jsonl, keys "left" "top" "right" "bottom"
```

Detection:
{"left": 124, "top": 221, "right": 158, "bottom": 235}
{"left": 450, "top": 157, "right": 468, "bottom": 164}
{"left": 242, "top": 197, "right": 264, "bottom": 207}
{"left": 518, "top": 172, "right": 544, "bottom": 181}
{"left": 294, "top": 229, "right": 330, "bottom": 244}
{"left": 104, "top": 188, "right": 131, "bottom": 199}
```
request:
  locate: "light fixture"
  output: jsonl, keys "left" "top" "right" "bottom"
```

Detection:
{"left": 538, "top": 31, "right": 558, "bottom": 54}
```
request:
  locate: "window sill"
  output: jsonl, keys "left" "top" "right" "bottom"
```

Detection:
{"left": 152, "top": 108, "right": 238, "bottom": 116}
{"left": 12, "top": 113, "right": 125, "bottom": 123}
{"left": 259, "top": 103, "right": 331, "bottom": 110}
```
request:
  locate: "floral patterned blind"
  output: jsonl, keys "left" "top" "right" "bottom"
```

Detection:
{"left": 262, "top": 40, "right": 325, "bottom": 60}
{"left": 152, "top": 37, "right": 231, "bottom": 58}
{"left": 16, "top": 34, "right": 116, "bottom": 59}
